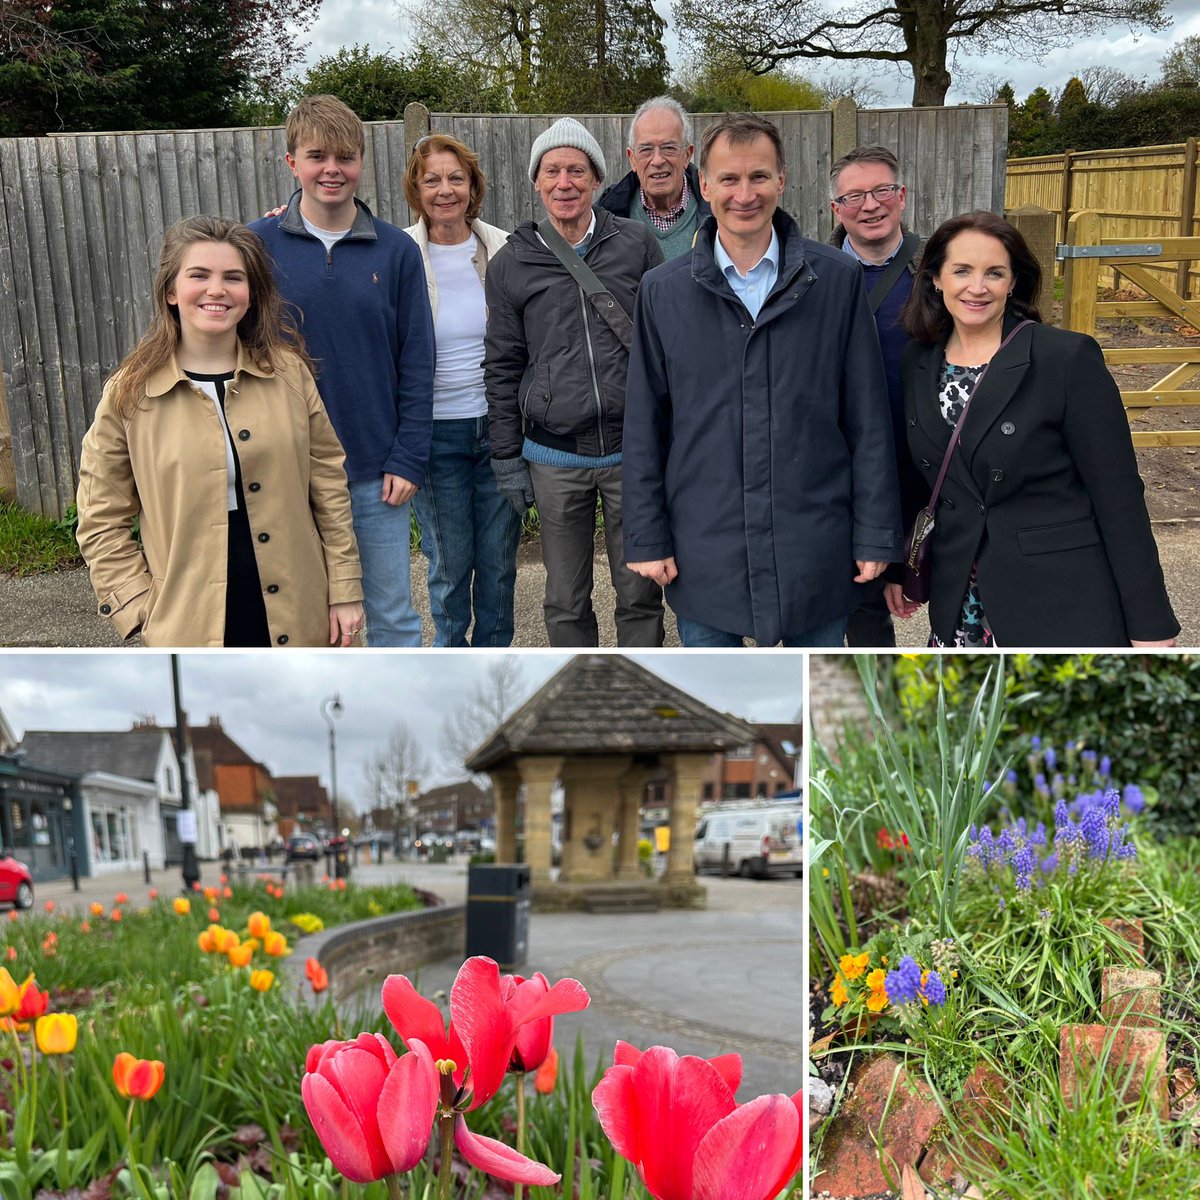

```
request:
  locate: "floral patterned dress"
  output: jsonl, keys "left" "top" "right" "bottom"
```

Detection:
{"left": 928, "top": 361, "right": 994, "bottom": 648}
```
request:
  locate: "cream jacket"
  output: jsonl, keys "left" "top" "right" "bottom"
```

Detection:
{"left": 77, "top": 344, "right": 362, "bottom": 647}
{"left": 403, "top": 217, "right": 511, "bottom": 321}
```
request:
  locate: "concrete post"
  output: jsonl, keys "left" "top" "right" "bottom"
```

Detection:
{"left": 557, "top": 756, "right": 632, "bottom": 883}
{"left": 830, "top": 97, "right": 859, "bottom": 168}
{"left": 489, "top": 767, "right": 521, "bottom": 863}
{"left": 1007, "top": 203, "right": 1058, "bottom": 323}
{"left": 663, "top": 753, "right": 712, "bottom": 883}
{"left": 516, "top": 756, "right": 563, "bottom": 885}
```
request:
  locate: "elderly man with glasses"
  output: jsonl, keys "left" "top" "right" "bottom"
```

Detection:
{"left": 828, "top": 144, "right": 927, "bottom": 648}
{"left": 599, "top": 96, "right": 710, "bottom": 259}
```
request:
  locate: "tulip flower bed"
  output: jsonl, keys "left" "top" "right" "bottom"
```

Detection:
{"left": 810, "top": 657, "right": 1200, "bottom": 1198}
{"left": 1, "top": 876, "right": 804, "bottom": 1200}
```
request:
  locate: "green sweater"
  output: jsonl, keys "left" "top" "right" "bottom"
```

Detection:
{"left": 631, "top": 190, "right": 701, "bottom": 260}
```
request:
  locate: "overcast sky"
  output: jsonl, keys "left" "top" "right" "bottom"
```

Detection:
{"left": 0, "top": 652, "right": 802, "bottom": 808}
{"left": 301, "top": 1, "right": 1200, "bottom": 106}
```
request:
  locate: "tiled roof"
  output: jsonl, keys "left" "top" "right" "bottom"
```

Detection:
{"left": 466, "top": 655, "right": 757, "bottom": 770}
{"left": 16, "top": 729, "right": 168, "bottom": 783}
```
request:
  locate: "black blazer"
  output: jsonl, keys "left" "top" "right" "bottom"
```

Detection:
{"left": 901, "top": 318, "right": 1179, "bottom": 646}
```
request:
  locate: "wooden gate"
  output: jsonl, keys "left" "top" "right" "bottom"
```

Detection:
{"left": 1061, "top": 210, "right": 1200, "bottom": 447}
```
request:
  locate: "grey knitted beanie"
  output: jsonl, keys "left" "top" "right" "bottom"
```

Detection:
{"left": 528, "top": 117, "right": 606, "bottom": 183}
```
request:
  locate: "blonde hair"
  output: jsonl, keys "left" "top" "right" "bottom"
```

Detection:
{"left": 108, "top": 216, "right": 312, "bottom": 418}
{"left": 403, "top": 133, "right": 487, "bottom": 225}
{"left": 285, "top": 94, "right": 365, "bottom": 157}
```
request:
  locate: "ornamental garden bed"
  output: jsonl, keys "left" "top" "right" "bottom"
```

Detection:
{"left": 1, "top": 871, "right": 802, "bottom": 1199}
{"left": 809, "top": 655, "right": 1200, "bottom": 1199}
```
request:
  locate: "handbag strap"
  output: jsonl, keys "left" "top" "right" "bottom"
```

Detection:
{"left": 921, "top": 319, "right": 1034, "bottom": 517}
{"left": 537, "top": 218, "right": 634, "bottom": 349}
{"left": 867, "top": 231, "right": 921, "bottom": 313}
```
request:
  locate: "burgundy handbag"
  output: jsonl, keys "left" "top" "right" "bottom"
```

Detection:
{"left": 903, "top": 320, "right": 1033, "bottom": 604}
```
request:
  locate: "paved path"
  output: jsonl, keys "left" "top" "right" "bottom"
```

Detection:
{"left": 2, "top": 519, "right": 1195, "bottom": 645}
{"left": 26, "top": 857, "right": 802, "bottom": 1101}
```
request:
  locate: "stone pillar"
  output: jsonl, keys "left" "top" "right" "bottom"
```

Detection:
{"left": 1006, "top": 203, "right": 1057, "bottom": 324}
{"left": 663, "top": 753, "right": 711, "bottom": 883}
{"left": 489, "top": 767, "right": 521, "bottom": 864}
{"left": 558, "top": 757, "right": 631, "bottom": 882}
{"left": 516, "top": 756, "right": 562, "bottom": 884}
{"left": 616, "top": 769, "right": 650, "bottom": 880}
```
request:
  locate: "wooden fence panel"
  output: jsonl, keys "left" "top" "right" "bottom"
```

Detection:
{"left": 0, "top": 103, "right": 1008, "bottom": 516}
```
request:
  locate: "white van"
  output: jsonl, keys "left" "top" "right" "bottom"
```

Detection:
{"left": 693, "top": 803, "right": 803, "bottom": 879}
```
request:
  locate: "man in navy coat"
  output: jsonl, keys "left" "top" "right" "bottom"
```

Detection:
{"left": 621, "top": 113, "right": 902, "bottom": 646}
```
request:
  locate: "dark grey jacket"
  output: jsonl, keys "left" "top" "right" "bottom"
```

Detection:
{"left": 622, "top": 211, "right": 903, "bottom": 643}
{"left": 484, "top": 207, "right": 665, "bottom": 460}
{"left": 598, "top": 163, "right": 711, "bottom": 222}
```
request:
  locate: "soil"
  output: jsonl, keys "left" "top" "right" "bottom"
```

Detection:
{"left": 1074, "top": 292, "right": 1200, "bottom": 521}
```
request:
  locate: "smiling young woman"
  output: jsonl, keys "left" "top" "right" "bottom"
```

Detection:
{"left": 75, "top": 216, "right": 364, "bottom": 648}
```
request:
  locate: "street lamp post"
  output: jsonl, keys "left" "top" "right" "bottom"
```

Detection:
{"left": 320, "top": 694, "right": 343, "bottom": 845}
{"left": 170, "top": 655, "right": 201, "bottom": 892}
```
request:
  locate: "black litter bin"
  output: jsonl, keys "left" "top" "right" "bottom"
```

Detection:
{"left": 465, "top": 864, "right": 531, "bottom": 969}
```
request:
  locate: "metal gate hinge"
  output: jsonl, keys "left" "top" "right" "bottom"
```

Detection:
{"left": 1056, "top": 243, "right": 1162, "bottom": 259}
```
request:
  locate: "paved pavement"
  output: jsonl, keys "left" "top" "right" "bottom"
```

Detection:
{"left": 2, "top": 519, "right": 1195, "bottom": 646}
{"left": 24, "top": 857, "right": 802, "bottom": 1102}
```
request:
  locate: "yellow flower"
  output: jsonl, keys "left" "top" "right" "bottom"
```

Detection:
{"left": 227, "top": 943, "right": 254, "bottom": 968}
{"left": 831, "top": 974, "right": 849, "bottom": 1007}
{"left": 839, "top": 952, "right": 870, "bottom": 981}
{"left": 35, "top": 1012, "right": 78, "bottom": 1054}
{"left": 0, "top": 968, "right": 21, "bottom": 1018}
{"left": 262, "top": 930, "right": 289, "bottom": 958}
{"left": 866, "top": 968, "right": 887, "bottom": 993}
{"left": 173, "top": 898, "right": 191, "bottom": 916}
{"left": 250, "top": 969, "right": 274, "bottom": 992}
{"left": 866, "top": 990, "right": 889, "bottom": 1013}
{"left": 247, "top": 911, "right": 271, "bottom": 940}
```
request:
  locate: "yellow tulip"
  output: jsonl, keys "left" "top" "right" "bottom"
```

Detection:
{"left": 173, "top": 898, "right": 191, "bottom": 916}
{"left": 217, "top": 928, "right": 240, "bottom": 954}
{"left": 249, "top": 969, "right": 274, "bottom": 992}
{"left": 0, "top": 968, "right": 20, "bottom": 1017}
{"left": 227, "top": 943, "right": 254, "bottom": 968}
{"left": 263, "top": 930, "right": 289, "bottom": 958}
{"left": 35, "top": 1012, "right": 78, "bottom": 1055}
{"left": 247, "top": 911, "right": 271, "bottom": 940}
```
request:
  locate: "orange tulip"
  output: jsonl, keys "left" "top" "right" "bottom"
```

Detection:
{"left": 219, "top": 874, "right": 228, "bottom": 885}
{"left": 44, "top": 901, "right": 55, "bottom": 914}
{"left": 250, "top": 969, "right": 274, "bottom": 992}
{"left": 79, "top": 921, "right": 91, "bottom": 933}
{"left": 304, "top": 956, "right": 321, "bottom": 980}
{"left": 113, "top": 1052, "right": 165, "bottom": 1100}
{"left": 227, "top": 942, "right": 254, "bottom": 968}
{"left": 535, "top": 1044, "right": 559, "bottom": 1094}
{"left": 247, "top": 911, "right": 271, "bottom": 939}
{"left": 5, "top": 947, "right": 15, "bottom": 962}
{"left": 35, "top": 1012, "right": 77, "bottom": 1055}
{"left": 110, "top": 908, "right": 122, "bottom": 922}
{"left": 336, "top": 879, "right": 347, "bottom": 891}
{"left": 217, "top": 928, "right": 240, "bottom": 953}
{"left": 114, "top": 892, "right": 128, "bottom": 905}
{"left": 173, "top": 898, "right": 190, "bottom": 915}
{"left": 222, "top": 886, "right": 232, "bottom": 899}
{"left": 310, "top": 965, "right": 329, "bottom": 993}
{"left": 148, "top": 888, "right": 159, "bottom": 900}
{"left": 203, "top": 887, "right": 217, "bottom": 902}
{"left": 89, "top": 902, "right": 104, "bottom": 917}
{"left": 263, "top": 930, "right": 289, "bottom": 958}
{"left": 208, "top": 907, "right": 220, "bottom": 923}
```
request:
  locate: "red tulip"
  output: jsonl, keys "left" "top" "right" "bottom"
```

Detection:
{"left": 503, "top": 971, "right": 560, "bottom": 1073}
{"left": 310, "top": 965, "right": 329, "bottom": 993}
{"left": 592, "top": 1045, "right": 802, "bottom": 1200}
{"left": 113, "top": 1052, "right": 166, "bottom": 1100}
{"left": 15, "top": 979, "right": 49, "bottom": 1021}
{"left": 383, "top": 956, "right": 589, "bottom": 1111}
{"left": 302, "top": 1034, "right": 561, "bottom": 1185}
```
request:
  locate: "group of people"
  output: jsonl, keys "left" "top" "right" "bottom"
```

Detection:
{"left": 75, "top": 93, "right": 1179, "bottom": 649}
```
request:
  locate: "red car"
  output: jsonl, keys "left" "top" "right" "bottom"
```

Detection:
{"left": 0, "top": 853, "right": 34, "bottom": 910}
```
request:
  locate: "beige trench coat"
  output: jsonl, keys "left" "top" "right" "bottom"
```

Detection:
{"left": 77, "top": 344, "right": 363, "bottom": 647}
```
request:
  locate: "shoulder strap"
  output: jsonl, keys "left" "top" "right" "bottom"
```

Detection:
{"left": 867, "top": 231, "right": 921, "bottom": 313}
{"left": 922, "top": 319, "right": 1034, "bottom": 517}
{"left": 537, "top": 219, "right": 634, "bottom": 349}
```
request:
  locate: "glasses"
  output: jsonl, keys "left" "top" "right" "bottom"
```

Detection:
{"left": 632, "top": 142, "right": 683, "bottom": 161}
{"left": 832, "top": 183, "right": 903, "bottom": 209}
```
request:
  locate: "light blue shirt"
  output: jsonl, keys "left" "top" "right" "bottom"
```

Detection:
{"left": 713, "top": 227, "right": 779, "bottom": 320}
{"left": 839, "top": 229, "right": 904, "bottom": 266}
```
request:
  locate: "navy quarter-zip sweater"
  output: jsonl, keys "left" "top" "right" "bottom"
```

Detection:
{"left": 250, "top": 193, "right": 435, "bottom": 484}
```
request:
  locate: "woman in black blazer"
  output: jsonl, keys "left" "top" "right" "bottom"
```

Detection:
{"left": 884, "top": 211, "right": 1178, "bottom": 647}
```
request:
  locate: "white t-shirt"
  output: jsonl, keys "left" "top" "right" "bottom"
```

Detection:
{"left": 428, "top": 235, "right": 488, "bottom": 420}
{"left": 302, "top": 214, "right": 350, "bottom": 254}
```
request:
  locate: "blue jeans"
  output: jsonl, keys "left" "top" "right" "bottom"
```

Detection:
{"left": 348, "top": 477, "right": 422, "bottom": 647}
{"left": 412, "top": 417, "right": 520, "bottom": 647}
{"left": 676, "top": 613, "right": 848, "bottom": 648}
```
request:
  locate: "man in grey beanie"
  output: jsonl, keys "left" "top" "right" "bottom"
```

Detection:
{"left": 484, "top": 116, "right": 666, "bottom": 647}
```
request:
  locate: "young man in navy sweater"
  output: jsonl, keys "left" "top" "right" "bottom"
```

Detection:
{"left": 828, "top": 144, "right": 925, "bottom": 647}
{"left": 251, "top": 95, "right": 434, "bottom": 646}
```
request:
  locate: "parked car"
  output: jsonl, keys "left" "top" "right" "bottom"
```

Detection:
{"left": 693, "top": 804, "right": 803, "bottom": 880}
{"left": 285, "top": 834, "right": 322, "bottom": 862}
{"left": 0, "top": 852, "right": 34, "bottom": 909}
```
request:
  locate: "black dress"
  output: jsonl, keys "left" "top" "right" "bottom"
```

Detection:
{"left": 185, "top": 371, "right": 271, "bottom": 648}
